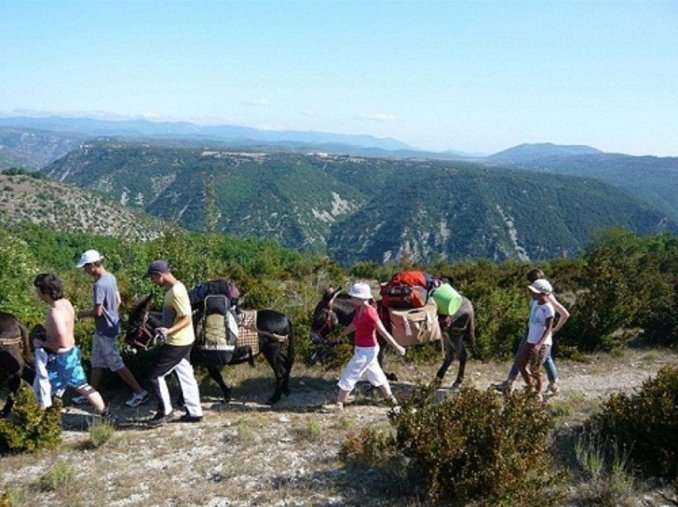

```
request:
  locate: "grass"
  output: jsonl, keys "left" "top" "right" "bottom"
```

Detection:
{"left": 38, "top": 461, "right": 75, "bottom": 492}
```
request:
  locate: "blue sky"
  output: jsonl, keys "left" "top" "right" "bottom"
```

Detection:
{"left": 1, "top": 0, "right": 677, "bottom": 156}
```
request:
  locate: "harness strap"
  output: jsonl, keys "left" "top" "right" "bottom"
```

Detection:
{"left": 0, "top": 336, "right": 23, "bottom": 346}
{"left": 239, "top": 323, "right": 288, "bottom": 342}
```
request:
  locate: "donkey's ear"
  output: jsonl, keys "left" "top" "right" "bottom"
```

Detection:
{"left": 323, "top": 287, "right": 343, "bottom": 299}
{"left": 143, "top": 293, "right": 154, "bottom": 307}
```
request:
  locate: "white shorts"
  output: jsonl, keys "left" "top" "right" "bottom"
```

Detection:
{"left": 337, "top": 346, "right": 388, "bottom": 392}
{"left": 91, "top": 333, "right": 125, "bottom": 371}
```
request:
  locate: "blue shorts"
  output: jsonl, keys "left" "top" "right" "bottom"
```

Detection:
{"left": 47, "top": 346, "right": 88, "bottom": 391}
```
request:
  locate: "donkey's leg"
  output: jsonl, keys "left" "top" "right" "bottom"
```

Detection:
{"left": 435, "top": 331, "right": 456, "bottom": 383}
{"left": 452, "top": 332, "right": 468, "bottom": 388}
{"left": 378, "top": 338, "right": 398, "bottom": 382}
{"left": 261, "top": 341, "right": 285, "bottom": 404}
{"left": 207, "top": 366, "right": 231, "bottom": 403}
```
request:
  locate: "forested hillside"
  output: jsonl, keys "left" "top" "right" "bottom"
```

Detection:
{"left": 491, "top": 152, "right": 678, "bottom": 223}
{"left": 41, "top": 143, "right": 676, "bottom": 263}
{"left": 0, "top": 169, "right": 167, "bottom": 239}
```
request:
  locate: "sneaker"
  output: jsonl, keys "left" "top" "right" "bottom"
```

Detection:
{"left": 147, "top": 411, "right": 173, "bottom": 427}
{"left": 71, "top": 395, "right": 86, "bottom": 405}
{"left": 125, "top": 390, "right": 149, "bottom": 408}
{"left": 547, "top": 382, "right": 560, "bottom": 395}
{"left": 178, "top": 413, "right": 203, "bottom": 423}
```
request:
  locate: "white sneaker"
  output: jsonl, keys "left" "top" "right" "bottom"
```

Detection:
{"left": 125, "top": 390, "right": 149, "bottom": 408}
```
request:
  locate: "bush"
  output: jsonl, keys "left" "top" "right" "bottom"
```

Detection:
{"left": 585, "top": 365, "right": 678, "bottom": 478}
{"left": 388, "top": 384, "right": 558, "bottom": 505}
{"left": 0, "top": 386, "right": 62, "bottom": 453}
{"left": 339, "top": 426, "right": 396, "bottom": 468}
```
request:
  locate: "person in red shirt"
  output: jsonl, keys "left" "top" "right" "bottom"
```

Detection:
{"left": 324, "top": 282, "right": 405, "bottom": 411}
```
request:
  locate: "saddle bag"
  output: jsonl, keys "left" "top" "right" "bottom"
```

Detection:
{"left": 388, "top": 299, "right": 442, "bottom": 346}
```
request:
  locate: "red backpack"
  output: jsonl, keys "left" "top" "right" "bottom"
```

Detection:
{"left": 379, "top": 271, "right": 435, "bottom": 309}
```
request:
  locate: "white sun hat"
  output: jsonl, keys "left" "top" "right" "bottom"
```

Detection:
{"left": 348, "top": 282, "right": 373, "bottom": 300}
{"left": 528, "top": 278, "right": 553, "bottom": 295}
{"left": 76, "top": 249, "right": 103, "bottom": 268}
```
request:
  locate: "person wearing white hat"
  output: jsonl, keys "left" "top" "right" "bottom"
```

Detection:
{"left": 75, "top": 249, "right": 148, "bottom": 408}
{"left": 515, "top": 277, "right": 556, "bottom": 399}
{"left": 323, "top": 281, "right": 406, "bottom": 412}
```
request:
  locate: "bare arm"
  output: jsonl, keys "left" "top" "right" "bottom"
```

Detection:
{"left": 337, "top": 323, "right": 356, "bottom": 339}
{"left": 548, "top": 294, "right": 570, "bottom": 335}
{"left": 159, "top": 314, "right": 191, "bottom": 336}
{"left": 375, "top": 319, "right": 406, "bottom": 356}
{"left": 78, "top": 304, "right": 104, "bottom": 319}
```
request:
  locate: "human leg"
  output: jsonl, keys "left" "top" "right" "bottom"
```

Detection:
{"left": 173, "top": 356, "right": 202, "bottom": 418}
{"left": 74, "top": 384, "right": 106, "bottom": 414}
{"left": 543, "top": 351, "right": 559, "bottom": 394}
{"left": 32, "top": 348, "right": 53, "bottom": 409}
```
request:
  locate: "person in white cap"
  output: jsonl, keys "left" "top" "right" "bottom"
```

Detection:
{"left": 323, "top": 281, "right": 406, "bottom": 411}
{"left": 75, "top": 249, "right": 148, "bottom": 408}
{"left": 515, "top": 278, "right": 555, "bottom": 399}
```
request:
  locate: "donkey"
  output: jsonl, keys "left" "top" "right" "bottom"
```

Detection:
{"left": 310, "top": 288, "right": 475, "bottom": 387}
{"left": 125, "top": 294, "right": 295, "bottom": 404}
{"left": 0, "top": 311, "right": 35, "bottom": 416}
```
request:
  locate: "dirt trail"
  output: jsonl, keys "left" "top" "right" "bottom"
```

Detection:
{"left": 1, "top": 348, "right": 676, "bottom": 506}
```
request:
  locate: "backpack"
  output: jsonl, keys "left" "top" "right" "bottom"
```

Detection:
{"left": 188, "top": 279, "right": 241, "bottom": 310}
{"left": 379, "top": 271, "right": 438, "bottom": 309}
{"left": 196, "top": 294, "right": 238, "bottom": 352}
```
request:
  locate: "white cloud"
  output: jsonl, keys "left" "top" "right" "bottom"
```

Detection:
{"left": 354, "top": 113, "right": 397, "bottom": 122}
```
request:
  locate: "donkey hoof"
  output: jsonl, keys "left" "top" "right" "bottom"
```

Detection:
{"left": 451, "top": 381, "right": 463, "bottom": 391}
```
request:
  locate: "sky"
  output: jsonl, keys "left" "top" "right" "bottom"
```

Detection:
{"left": 1, "top": 1, "right": 677, "bottom": 156}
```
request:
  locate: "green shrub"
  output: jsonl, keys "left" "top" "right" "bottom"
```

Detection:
{"left": 0, "top": 386, "right": 62, "bottom": 453}
{"left": 339, "top": 426, "right": 396, "bottom": 468}
{"left": 585, "top": 365, "right": 678, "bottom": 478}
{"left": 389, "top": 384, "right": 557, "bottom": 505}
{"left": 87, "top": 419, "right": 115, "bottom": 448}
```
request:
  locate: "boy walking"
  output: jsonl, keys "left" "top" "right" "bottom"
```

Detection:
{"left": 32, "top": 273, "right": 108, "bottom": 415}
{"left": 515, "top": 279, "right": 555, "bottom": 399}
{"left": 75, "top": 249, "right": 148, "bottom": 407}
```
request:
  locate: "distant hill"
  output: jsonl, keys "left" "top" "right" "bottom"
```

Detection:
{"left": 0, "top": 170, "right": 167, "bottom": 239}
{"left": 0, "top": 127, "right": 88, "bottom": 170}
{"left": 488, "top": 143, "right": 602, "bottom": 163}
{"left": 40, "top": 144, "right": 676, "bottom": 263}
{"left": 488, "top": 152, "right": 678, "bottom": 224}
{"left": 0, "top": 115, "right": 412, "bottom": 153}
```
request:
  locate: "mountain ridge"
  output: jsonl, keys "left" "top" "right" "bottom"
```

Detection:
{"left": 39, "top": 144, "right": 676, "bottom": 263}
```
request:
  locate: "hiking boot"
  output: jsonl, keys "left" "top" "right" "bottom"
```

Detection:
{"left": 178, "top": 413, "right": 203, "bottom": 423}
{"left": 547, "top": 382, "right": 560, "bottom": 396}
{"left": 147, "top": 411, "right": 174, "bottom": 427}
{"left": 125, "top": 390, "right": 149, "bottom": 408}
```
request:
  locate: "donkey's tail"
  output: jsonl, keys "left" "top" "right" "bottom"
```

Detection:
{"left": 284, "top": 318, "right": 295, "bottom": 375}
